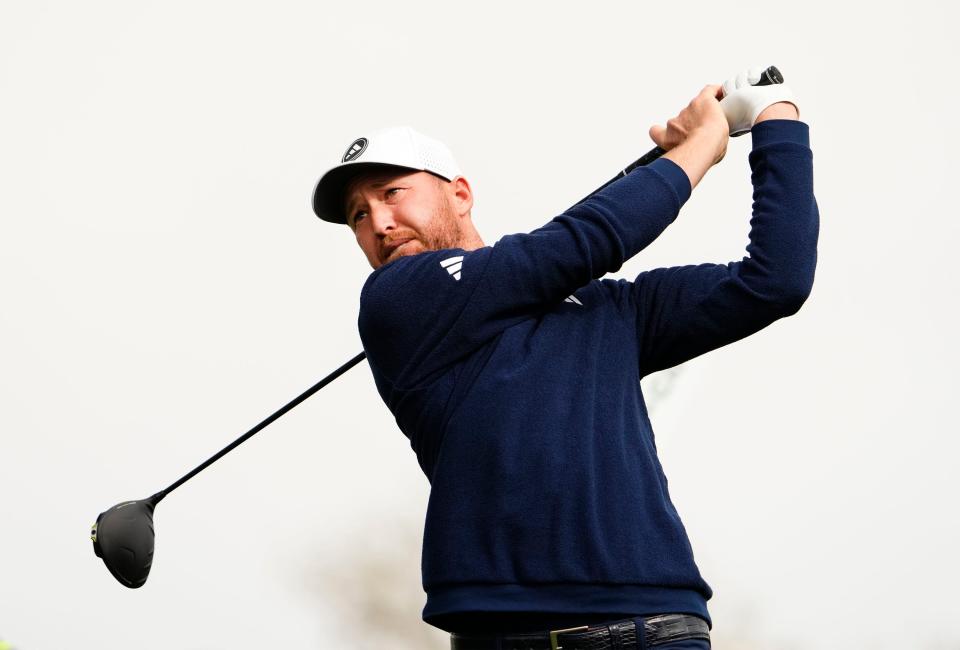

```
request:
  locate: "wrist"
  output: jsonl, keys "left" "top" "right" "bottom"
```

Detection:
{"left": 755, "top": 101, "right": 799, "bottom": 124}
{"left": 663, "top": 129, "right": 726, "bottom": 191}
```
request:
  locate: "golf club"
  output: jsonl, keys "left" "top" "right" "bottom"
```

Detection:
{"left": 92, "top": 66, "right": 784, "bottom": 589}
{"left": 91, "top": 351, "right": 366, "bottom": 588}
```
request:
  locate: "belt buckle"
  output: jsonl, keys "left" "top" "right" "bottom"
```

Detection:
{"left": 548, "top": 625, "right": 588, "bottom": 650}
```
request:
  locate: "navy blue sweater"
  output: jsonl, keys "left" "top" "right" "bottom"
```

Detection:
{"left": 358, "top": 120, "right": 818, "bottom": 632}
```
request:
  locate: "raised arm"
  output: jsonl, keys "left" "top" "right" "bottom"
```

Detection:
{"left": 633, "top": 114, "right": 818, "bottom": 376}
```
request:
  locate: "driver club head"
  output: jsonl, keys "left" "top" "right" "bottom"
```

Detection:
{"left": 91, "top": 496, "right": 159, "bottom": 588}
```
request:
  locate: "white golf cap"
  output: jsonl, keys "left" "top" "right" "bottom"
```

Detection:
{"left": 312, "top": 125, "right": 462, "bottom": 224}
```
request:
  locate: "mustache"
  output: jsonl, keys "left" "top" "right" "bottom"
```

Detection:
{"left": 380, "top": 231, "right": 420, "bottom": 262}
{"left": 382, "top": 231, "right": 419, "bottom": 247}
{"left": 380, "top": 229, "right": 420, "bottom": 255}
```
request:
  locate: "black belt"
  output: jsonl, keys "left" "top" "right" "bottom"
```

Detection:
{"left": 450, "top": 614, "right": 710, "bottom": 650}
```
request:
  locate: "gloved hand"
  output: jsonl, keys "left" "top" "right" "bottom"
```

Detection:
{"left": 720, "top": 66, "right": 798, "bottom": 137}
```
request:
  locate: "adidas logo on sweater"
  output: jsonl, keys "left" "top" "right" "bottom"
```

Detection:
{"left": 440, "top": 256, "right": 464, "bottom": 281}
{"left": 439, "top": 255, "right": 582, "bottom": 307}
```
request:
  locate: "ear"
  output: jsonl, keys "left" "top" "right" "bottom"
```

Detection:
{"left": 449, "top": 176, "right": 474, "bottom": 217}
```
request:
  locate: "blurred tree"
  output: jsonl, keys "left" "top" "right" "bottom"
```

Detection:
{"left": 641, "top": 367, "right": 683, "bottom": 415}
{"left": 302, "top": 518, "right": 447, "bottom": 650}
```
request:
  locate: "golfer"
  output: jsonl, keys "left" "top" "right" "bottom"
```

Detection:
{"left": 311, "top": 69, "right": 818, "bottom": 649}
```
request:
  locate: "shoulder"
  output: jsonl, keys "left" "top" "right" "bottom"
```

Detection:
{"left": 357, "top": 247, "right": 495, "bottom": 386}
{"left": 358, "top": 247, "right": 494, "bottom": 341}
{"left": 360, "top": 248, "right": 492, "bottom": 306}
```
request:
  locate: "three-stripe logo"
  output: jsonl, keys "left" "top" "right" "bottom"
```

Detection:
{"left": 342, "top": 138, "right": 368, "bottom": 162}
{"left": 440, "top": 255, "right": 464, "bottom": 281}
{"left": 438, "top": 255, "right": 582, "bottom": 306}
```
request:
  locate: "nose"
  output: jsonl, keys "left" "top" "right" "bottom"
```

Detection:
{"left": 368, "top": 203, "right": 397, "bottom": 235}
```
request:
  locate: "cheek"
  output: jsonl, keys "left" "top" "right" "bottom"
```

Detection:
{"left": 355, "top": 231, "right": 375, "bottom": 256}
{"left": 405, "top": 200, "right": 439, "bottom": 233}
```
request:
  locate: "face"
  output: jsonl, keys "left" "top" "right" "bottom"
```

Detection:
{"left": 343, "top": 168, "right": 471, "bottom": 269}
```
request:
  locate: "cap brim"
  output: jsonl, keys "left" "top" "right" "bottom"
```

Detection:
{"left": 312, "top": 162, "right": 419, "bottom": 224}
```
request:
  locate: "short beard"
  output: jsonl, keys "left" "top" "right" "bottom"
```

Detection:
{"left": 419, "top": 194, "right": 465, "bottom": 252}
{"left": 386, "top": 195, "right": 464, "bottom": 264}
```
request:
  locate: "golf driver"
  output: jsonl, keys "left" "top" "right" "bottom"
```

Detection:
{"left": 92, "top": 66, "right": 784, "bottom": 588}
{"left": 91, "top": 351, "right": 366, "bottom": 588}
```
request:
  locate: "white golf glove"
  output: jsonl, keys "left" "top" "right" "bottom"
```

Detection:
{"left": 720, "top": 66, "right": 797, "bottom": 136}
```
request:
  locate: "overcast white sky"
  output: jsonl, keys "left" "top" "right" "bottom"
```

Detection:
{"left": 2, "top": 1, "right": 958, "bottom": 649}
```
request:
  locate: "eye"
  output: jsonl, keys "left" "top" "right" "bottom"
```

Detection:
{"left": 385, "top": 187, "right": 403, "bottom": 198}
{"left": 351, "top": 210, "right": 368, "bottom": 227}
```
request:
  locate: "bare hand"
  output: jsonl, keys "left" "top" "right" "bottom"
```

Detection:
{"left": 649, "top": 85, "right": 729, "bottom": 165}
{"left": 648, "top": 85, "right": 730, "bottom": 190}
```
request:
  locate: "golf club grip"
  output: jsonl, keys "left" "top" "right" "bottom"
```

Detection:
{"left": 156, "top": 350, "right": 368, "bottom": 500}
{"left": 574, "top": 65, "right": 783, "bottom": 205}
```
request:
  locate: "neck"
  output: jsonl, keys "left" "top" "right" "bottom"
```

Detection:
{"left": 459, "top": 222, "right": 485, "bottom": 251}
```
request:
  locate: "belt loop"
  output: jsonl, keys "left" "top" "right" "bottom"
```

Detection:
{"left": 633, "top": 617, "right": 647, "bottom": 650}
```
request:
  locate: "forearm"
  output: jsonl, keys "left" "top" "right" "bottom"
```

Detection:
{"left": 634, "top": 119, "right": 818, "bottom": 374}
{"left": 662, "top": 132, "right": 719, "bottom": 191}
{"left": 742, "top": 119, "right": 819, "bottom": 307}
{"left": 492, "top": 156, "right": 690, "bottom": 291}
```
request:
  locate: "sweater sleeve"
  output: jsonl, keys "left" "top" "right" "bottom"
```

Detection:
{"left": 633, "top": 120, "right": 819, "bottom": 376}
{"left": 359, "top": 158, "right": 691, "bottom": 388}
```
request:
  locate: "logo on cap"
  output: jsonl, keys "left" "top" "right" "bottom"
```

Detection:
{"left": 342, "top": 138, "right": 368, "bottom": 163}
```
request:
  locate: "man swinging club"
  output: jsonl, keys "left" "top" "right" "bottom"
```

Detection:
{"left": 311, "top": 67, "right": 818, "bottom": 650}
